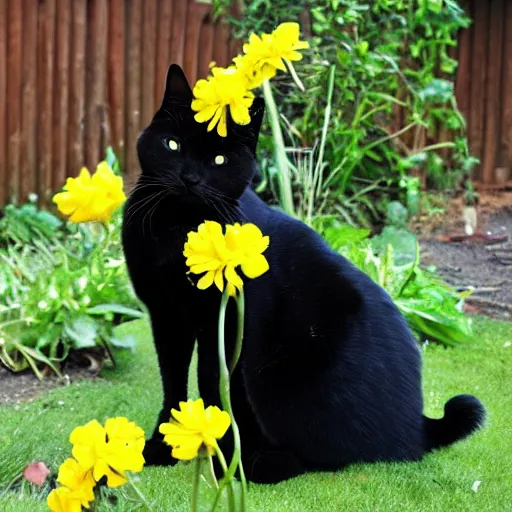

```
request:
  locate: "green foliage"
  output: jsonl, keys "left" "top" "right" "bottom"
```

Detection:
{"left": 0, "top": 200, "right": 62, "bottom": 244}
{"left": 218, "top": 0, "right": 475, "bottom": 223}
{"left": 315, "top": 221, "right": 472, "bottom": 346}
{"left": 0, "top": 206, "right": 142, "bottom": 380}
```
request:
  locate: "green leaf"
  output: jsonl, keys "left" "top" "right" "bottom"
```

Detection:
{"left": 86, "top": 304, "right": 144, "bottom": 319}
{"left": 64, "top": 316, "right": 99, "bottom": 349}
{"left": 109, "top": 334, "right": 137, "bottom": 350}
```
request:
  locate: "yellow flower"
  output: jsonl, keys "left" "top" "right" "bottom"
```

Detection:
{"left": 47, "top": 486, "right": 84, "bottom": 512}
{"left": 159, "top": 399, "right": 231, "bottom": 460}
{"left": 225, "top": 223, "right": 270, "bottom": 279}
{"left": 69, "top": 418, "right": 145, "bottom": 488}
{"left": 183, "top": 221, "right": 270, "bottom": 296}
{"left": 237, "top": 22, "right": 309, "bottom": 88}
{"left": 191, "top": 66, "right": 254, "bottom": 137}
{"left": 56, "top": 458, "right": 95, "bottom": 507}
{"left": 53, "top": 161, "right": 126, "bottom": 223}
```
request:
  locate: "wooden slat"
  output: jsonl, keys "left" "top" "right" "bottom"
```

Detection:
{"left": 170, "top": 0, "right": 188, "bottom": 67}
{"left": 68, "top": 0, "right": 87, "bottom": 179}
{"left": 125, "top": 0, "right": 143, "bottom": 184}
{"left": 53, "top": 0, "right": 70, "bottom": 191}
{"left": 0, "top": 0, "right": 7, "bottom": 205}
{"left": 468, "top": 1, "right": 489, "bottom": 180}
{"left": 7, "top": 0, "right": 23, "bottom": 201}
{"left": 212, "top": 21, "right": 230, "bottom": 72}
{"left": 197, "top": 9, "right": 214, "bottom": 80}
{"left": 20, "top": 0, "right": 38, "bottom": 201}
{"left": 85, "top": 0, "right": 108, "bottom": 170}
{"left": 482, "top": 0, "right": 504, "bottom": 184}
{"left": 37, "top": 0, "right": 56, "bottom": 205}
{"left": 183, "top": 3, "right": 210, "bottom": 86}
{"left": 155, "top": 0, "right": 173, "bottom": 107}
{"left": 501, "top": 0, "right": 512, "bottom": 168}
{"left": 108, "top": 0, "right": 125, "bottom": 163}
{"left": 141, "top": 0, "right": 158, "bottom": 126}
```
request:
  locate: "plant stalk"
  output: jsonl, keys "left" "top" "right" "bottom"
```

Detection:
{"left": 217, "top": 288, "right": 247, "bottom": 510}
{"left": 229, "top": 291, "right": 245, "bottom": 375}
{"left": 262, "top": 79, "right": 295, "bottom": 217}
{"left": 191, "top": 458, "right": 201, "bottom": 512}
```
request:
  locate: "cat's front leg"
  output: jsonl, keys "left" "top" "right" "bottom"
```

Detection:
{"left": 143, "top": 305, "right": 196, "bottom": 466}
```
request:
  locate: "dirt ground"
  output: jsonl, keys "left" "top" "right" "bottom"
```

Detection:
{"left": 418, "top": 192, "right": 512, "bottom": 319}
{"left": 0, "top": 349, "right": 105, "bottom": 406}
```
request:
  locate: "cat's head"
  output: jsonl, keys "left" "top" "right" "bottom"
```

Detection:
{"left": 136, "top": 64, "right": 265, "bottom": 204}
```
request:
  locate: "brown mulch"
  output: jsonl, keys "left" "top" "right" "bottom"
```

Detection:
{"left": 0, "top": 349, "right": 107, "bottom": 406}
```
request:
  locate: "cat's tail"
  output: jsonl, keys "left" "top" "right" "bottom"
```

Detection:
{"left": 423, "top": 394, "right": 485, "bottom": 452}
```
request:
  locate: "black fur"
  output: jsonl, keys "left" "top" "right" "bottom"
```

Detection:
{"left": 122, "top": 64, "right": 486, "bottom": 484}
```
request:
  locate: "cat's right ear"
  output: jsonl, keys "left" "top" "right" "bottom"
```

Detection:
{"left": 153, "top": 64, "right": 193, "bottom": 121}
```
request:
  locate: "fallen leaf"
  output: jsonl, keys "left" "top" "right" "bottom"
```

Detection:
{"left": 23, "top": 461, "right": 51, "bottom": 486}
{"left": 471, "top": 480, "right": 482, "bottom": 493}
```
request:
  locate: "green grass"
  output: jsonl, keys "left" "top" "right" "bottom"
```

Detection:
{"left": 0, "top": 316, "right": 511, "bottom": 511}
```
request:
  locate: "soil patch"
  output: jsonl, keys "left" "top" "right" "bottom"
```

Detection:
{"left": 0, "top": 349, "right": 107, "bottom": 406}
{"left": 419, "top": 193, "right": 512, "bottom": 320}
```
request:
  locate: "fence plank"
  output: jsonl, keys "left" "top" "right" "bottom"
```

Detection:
{"left": 109, "top": 0, "right": 125, "bottom": 162}
{"left": 85, "top": 0, "right": 108, "bottom": 171}
{"left": 141, "top": 0, "right": 158, "bottom": 126}
{"left": 482, "top": 0, "right": 504, "bottom": 184}
{"left": 155, "top": 0, "right": 173, "bottom": 107}
{"left": 53, "top": 0, "right": 70, "bottom": 191}
{"left": 20, "top": 0, "right": 38, "bottom": 201}
{"left": 197, "top": 9, "right": 214, "bottom": 81}
{"left": 68, "top": 1, "right": 87, "bottom": 179}
{"left": 37, "top": 0, "right": 56, "bottom": 205}
{"left": 0, "top": 0, "right": 7, "bottom": 205}
{"left": 7, "top": 0, "right": 23, "bottom": 200}
{"left": 501, "top": 0, "right": 512, "bottom": 168}
{"left": 125, "top": 0, "right": 143, "bottom": 184}
{"left": 183, "top": 3, "right": 210, "bottom": 86}
{"left": 468, "top": 1, "right": 489, "bottom": 180}
{"left": 170, "top": 0, "right": 188, "bottom": 68}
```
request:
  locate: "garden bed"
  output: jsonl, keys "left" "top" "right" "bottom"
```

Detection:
{"left": 418, "top": 193, "right": 512, "bottom": 319}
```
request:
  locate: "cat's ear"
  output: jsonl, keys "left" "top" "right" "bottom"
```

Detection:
{"left": 162, "top": 64, "right": 193, "bottom": 104}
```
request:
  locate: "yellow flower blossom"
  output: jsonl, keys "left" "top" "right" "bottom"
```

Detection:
{"left": 159, "top": 399, "right": 231, "bottom": 460}
{"left": 53, "top": 161, "right": 126, "bottom": 223}
{"left": 183, "top": 221, "right": 270, "bottom": 296}
{"left": 47, "top": 486, "right": 84, "bottom": 512}
{"left": 69, "top": 418, "right": 145, "bottom": 488}
{"left": 237, "top": 22, "right": 309, "bottom": 88}
{"left": 191, "top": 66, "right": 254, "bottom": 137}
{"left": 55, "top": 458, "right": 95, "bottom": 508}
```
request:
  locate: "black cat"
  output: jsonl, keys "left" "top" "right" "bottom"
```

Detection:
{"left": 122, "top": 64, "right": 485, "bottom": 484}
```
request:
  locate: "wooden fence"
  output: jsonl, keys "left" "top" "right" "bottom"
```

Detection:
{"left": 455, "top": 0, "right": 512, "bottom": 187}
{"left": 0, "top": 0, "right": 239, "bottom": 207}
{"left": 1, "top": 0, "right": 511, "bottom": 209}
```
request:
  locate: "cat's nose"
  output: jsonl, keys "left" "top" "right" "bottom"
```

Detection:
{"left": 181, "top": 171, "right": 200, "bottom": 186}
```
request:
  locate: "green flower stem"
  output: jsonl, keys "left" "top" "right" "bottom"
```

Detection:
{"left": 229, "top": 290, "right": 245, "bottom": 375}
{"left": 191, "top": 458, "right": 202, "bottom": 512}
{"left": 262, "top": 79, "right": 295, "bottom": 217}
{"left": 126, "top": 472, "right": 151, "bottom": 511}
{"left": 208, "top": 455, "right": 220, "bottom": 490}
{"left": 211, "top": 445, "right": 235, "bottom": 512}
{"left": 217, "top": 288, "right": 247, "bottom": 511}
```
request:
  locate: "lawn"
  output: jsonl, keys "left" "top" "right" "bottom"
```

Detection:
{"left": 0, "top": 316, "right": 510, "bottom": 511}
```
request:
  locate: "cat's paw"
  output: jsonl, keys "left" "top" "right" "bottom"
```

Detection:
{"left": 245, "top": 449, "right": 305, "bottom": 484}
{"left": 143, "top": 437, "right": 177, "bottom": 467}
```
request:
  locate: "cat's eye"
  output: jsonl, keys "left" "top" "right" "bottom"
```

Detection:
{"left": 168, "top": 139, "right": 180, "bottom": 151}
{"left": 214, "top": 155, "right": 227, "bottom": 166}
